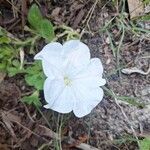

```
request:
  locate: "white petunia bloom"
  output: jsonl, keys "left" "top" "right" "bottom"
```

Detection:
{"left": 34, "top": 40, "right": 106, "bottom": 118}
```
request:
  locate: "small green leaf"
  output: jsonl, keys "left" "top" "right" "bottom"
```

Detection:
{"left": 0, "top": 45, "right": 14, "bottom": 58}
{"left": 0, "top": 36, "right": 11, "bottom": 44}
{"left": 27, "top": 4, "right": 55, "bottom": 41}
{"left": 22, "top": 91, "right": 42, "bottom": 107}
{"left": 117, "top": 96, "right": 145, "bottom": 108}
{"left": 140, "top": 14, "right": 150, "bottom": 21}
{"left": 7, "top": 67, "right": 24, "bottom": 77}
{"left": 28, "top": 4, "right": 43, "bottom": 30}
{"left": 12, "top": 59, "right": 20, "bottom": 67}
{"left": 139, "top": 138, "right": 150, "bottom": 150}
{"left": 0, "top": 63, "right": 7, "bottom": 71}
{"left": 39, "top": 19, "right": 55, "bottom": 42}
{"left": 0, "top": 45, "right": 16, "bottom": 72}
{"left": 0, "top": 27, "right": 7, "bottom": 36}
{"left": 25, "top": 61, "right": 45, "bottom": 90}
{"left": 7, "top": 67, "right": 19, "bottom": 76}
{"left": 25, "top": 74, "right": 45, "bottom": 90}
{"left": 143, "top": 0, "right": 150, "bottom": 5}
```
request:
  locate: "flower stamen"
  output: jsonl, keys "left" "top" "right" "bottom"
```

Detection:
{"left": 64, "top": 76, "right": 72, "bottom": 86}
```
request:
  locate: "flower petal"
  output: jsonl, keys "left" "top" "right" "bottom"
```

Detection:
{"left": 62, "top": 40, "right": 90, "bottom": 76}
{"left": 43, "top": 78, "right": 65, "bottom": 107}
{"left": 49, "top": 86, "right": 75, "bottom": 113}
{"left": 34, "top": 42, "right": 63, "bottom": 77}
{"left": 74, "top": 58, "right": 106, "bottom": 87}
{"left": 42, "top": 60, "right": 62, "bottom": 79}
{"left": 73, "top": 85, "right": 104, "bottom": 118}
{"left": 34, "top": 42, "right": 62, "bottom": 60}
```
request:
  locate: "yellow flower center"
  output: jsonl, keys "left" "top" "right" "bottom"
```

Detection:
{"left": 64, "top": 76, "right": 72, "bottom": 86}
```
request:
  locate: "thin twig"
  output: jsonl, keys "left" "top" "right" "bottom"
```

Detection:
{"left": 6, "top": 0, "right": 21, "bottom": 14}
{"left": 22, "top": 102, "right": 35, "bottom": 122}
{"left": 80, "top": 0, "right": 98, "bottom": 38}
{"left": 36, "top": 106, "right": 52, "bottom": 129}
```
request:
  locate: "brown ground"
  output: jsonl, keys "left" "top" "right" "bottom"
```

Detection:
{"left": 0, "top": 0, "right": 150, "bottom": 150}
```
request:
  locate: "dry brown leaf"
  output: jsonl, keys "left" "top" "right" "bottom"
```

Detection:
{"left": 127, "top": 0, "right": 144, "bottom": 19}
{"left": 36, "top": 125, "right": 60, "bottom": 140}
{"left": 1, "top": 111, "right": 17, "bottom": 139}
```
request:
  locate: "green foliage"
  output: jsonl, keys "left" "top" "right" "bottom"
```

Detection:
{"left": 139, "top": 138, "right": 150, "bottom": 150}
{"left": 22, "top": 91, "right": 42, "bottom": 107}
{"left": 139, "top": 14, "right": 150, "bottom": 21}
{"left": 0, "top": 27, "right": 12, "bottom": 44}
{"left": 0, "top": 45, "right": 15, "bottom": 71}
{"left": 117, "top": 96, "right": 145, "bottom": 108}
{"left": 142, "top": 0, "right": 150, "bottom": 5}
{"left": 40, "top": 19, "right": 55, "bottom": 42}
{"left": 28, "top": 4, "right": 55, "bottom": 42}
{"left": 0, "top": 26, "right": 45, "bottom": 107}
{"left": 103, "top": 86, "right": 145, "bottom": 108}
{"left": 25, "top": 61, "right": 45, "bottom": 90}
{"left": 7, "top": 59, "right": 25, "bottom": 77}
{"left": 27, "top": 4, "right": 43, "bottom": 30}
{"left": 0, "top": 27, "right": 23, "bottom": 76}
{"left": 0, "top": 36, "right": 11, "bottom": 44}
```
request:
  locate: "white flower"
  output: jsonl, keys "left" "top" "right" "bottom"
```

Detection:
{"left": 34, "top": 40, "right": 106, "bottom": 118}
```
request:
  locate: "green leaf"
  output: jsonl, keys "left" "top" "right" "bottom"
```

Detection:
{"left": 27, "top": 4, "right": 55, "bottom": 41}
{"left": 25, "top": 61, "right": 45, "bottom": 90}
{"left": 0, "top": 45, "right": 16, "bottom": 72}
{"left": 0, "top": 45, "right": 14, "bottom": 58}
{"left": 0, "top": 27, "right": 7, "bottom": 36}
{"left": 142, "top": 0, "right": 150, "bottom": 5}
{"left": 39, "top": 19, "right": 55, "bottom": 42}
{"left": 0, "top": 63, "right": 7, "bottom": 71}
{"left": 22, "top": 91, "right": 42, "bottom": 107}
{"left": 6, "top": 59, "right": 24, "bottom": 77}
{"left": 0, "top": 36, "right": 11, "bottom": 44}
{"left": 27, "top": 4, "right": 43, "bottom": 30}
{"left": 140, "top": 14, "right": 150, "bottom": 21}
{"left": 7, "top": 67, "right": 19, "bottom": 76}
{"left": 7, "top": 67, "right": 24, "bottom": 77}
{"left": 139, "top": 138, "right": 150, "bottom": 150}
{"left": 12, "top": 59, "right": 20, "bottom": 67}
{"left": 117, "top": 96, "right": 145, "bottom": 108}
{"left": 25, "top": 73, "right": 45, "bottom": 90}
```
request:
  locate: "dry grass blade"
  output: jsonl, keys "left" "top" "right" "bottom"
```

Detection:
{"left": 111, "top": 91, "right": 140, "bottom": 148}
{"left": 80, "top": 0, "right": 98, "bottom": 38}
